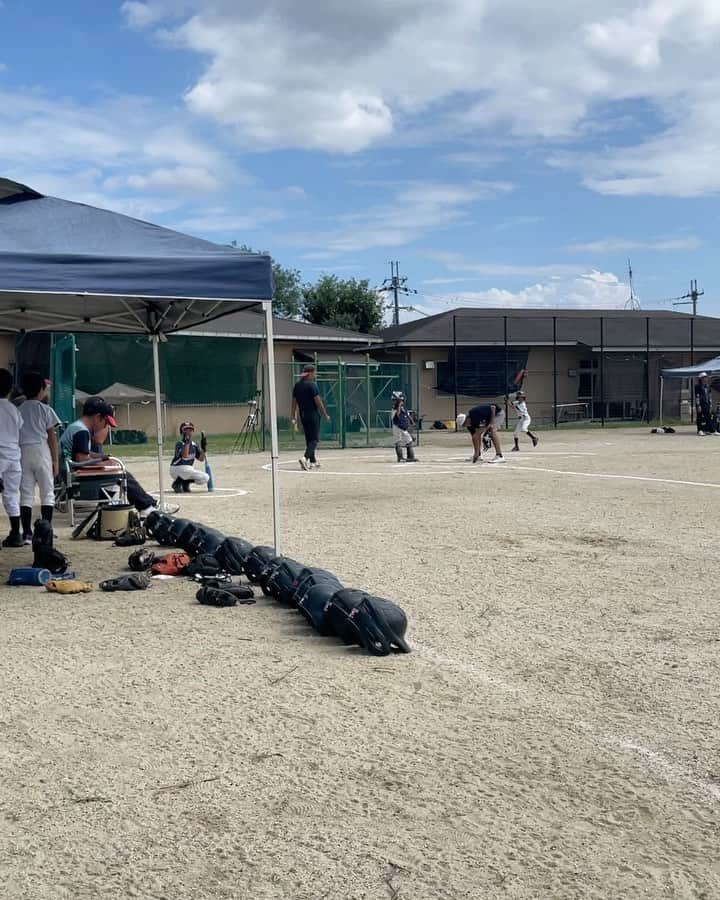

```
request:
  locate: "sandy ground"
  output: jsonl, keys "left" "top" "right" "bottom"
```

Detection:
{"left": 1, "top": 426, "right": 719, "bottom": 900}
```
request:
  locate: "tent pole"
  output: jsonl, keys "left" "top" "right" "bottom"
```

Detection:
{"left": 659, "top": 376, "right": 664, "bottom": 427}
{"left": 264, "top": 302, "right": 281, "bottom": 553}
{"left": 151, "top": 334, "right": 165, "bottom": 508}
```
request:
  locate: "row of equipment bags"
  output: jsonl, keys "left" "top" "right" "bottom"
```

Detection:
{"left": 144, "top": 511, "right": 411, "bottom": 657}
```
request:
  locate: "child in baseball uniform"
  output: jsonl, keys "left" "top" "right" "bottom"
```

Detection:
{"left": 0, "top": 368, "right": 24, "bottom": 547}
{"left": 511, "top": 390, "right": 538, "bottom": 452}
{"left": 18, "top": 372, "right": 61, "bottom": 543}
{"left": 390, "top": 391, "right": 417, "bottom": 462}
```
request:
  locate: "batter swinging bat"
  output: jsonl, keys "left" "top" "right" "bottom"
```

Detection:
{"left": 201, "top": 431, "right": 214, "bottom": 492}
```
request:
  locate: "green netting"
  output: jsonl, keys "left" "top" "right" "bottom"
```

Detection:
{"left": 263, "top": 360, "right": 419, "bottom": 448}
{"left": 49, "top": 334, "right": 76, "bottom": 425}
{"left": 74, "top": 334, "right": 260, "bottom": 404}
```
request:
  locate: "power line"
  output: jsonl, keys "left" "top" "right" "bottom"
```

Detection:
{"left": 376, "top": 261, "right": 418, "bottom": 326}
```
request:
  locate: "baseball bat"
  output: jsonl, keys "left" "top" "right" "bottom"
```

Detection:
{"left": 202, "top": 431, "right": 214, "bottom": 492}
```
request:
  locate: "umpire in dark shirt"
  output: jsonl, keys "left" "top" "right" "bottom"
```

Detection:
{"left": 291, "top": 364, "right": 331, "bottom": 470}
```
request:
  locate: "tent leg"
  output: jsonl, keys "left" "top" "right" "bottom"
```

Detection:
{"left": 264, "top": 302, "right": 281, "bottom": 553}
{"left": 151, "top": 334, "right": 165, "bottom": 508}
{"left": 659, "top": 376, "right": 664, "bottom": 427}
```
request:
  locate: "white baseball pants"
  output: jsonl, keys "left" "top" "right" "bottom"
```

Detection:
{"left": 514, "top": 415, "right": 531, "bottom": 436}
{"left": 20, "top": 443, "right": 56, "bottom": 507}
{"left": 170, "top": 464, "right": 210, "bottom": 486}
{"left": 0, "top": 455, "right": 22, "bottom": 517}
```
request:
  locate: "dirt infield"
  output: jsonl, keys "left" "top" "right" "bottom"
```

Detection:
{"left": 1, "top": 427, "right": 718, "bottom": 899}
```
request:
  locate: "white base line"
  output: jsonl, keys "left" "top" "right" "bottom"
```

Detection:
{"left": 413, "top": 643, "right": 720, "bottom": 805}
{"left": 509, "top": 464, "right": 720, "bottom": 490}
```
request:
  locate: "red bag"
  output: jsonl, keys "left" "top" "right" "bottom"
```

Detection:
{"left": 151, "top": 552, "right": 191, "bottom": 576}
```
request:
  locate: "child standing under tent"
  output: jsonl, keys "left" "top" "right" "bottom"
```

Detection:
{"left": 18, "top": 372, "right": 61, "bottom": 543}
{"left": 390, "top": 391, "right": 417, "bottom": 463}
{"left": 511, "top": 390, "right": 539, "bottom": 452}
{"left": 0, "top": 368, "right": 24, "bottom": 546}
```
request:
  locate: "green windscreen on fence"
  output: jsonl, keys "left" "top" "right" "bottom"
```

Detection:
{"left": 75, "top": 334, "right": 260, "bottom": 404}
{"left": 49, "top": 334, "right": 76, "bottom": 425}
{"left": 263, "top": 360, "right": 420, "bottom": 448}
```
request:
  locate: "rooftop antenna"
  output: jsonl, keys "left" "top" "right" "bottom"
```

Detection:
{"left": 377, "top": 261, "right": 418, "bottom": 326}
{"left": 670, "top": 279, "right": 704, "bottom": 317}
{"left": 624, "top": 258, "right": 641, "bottom": 310}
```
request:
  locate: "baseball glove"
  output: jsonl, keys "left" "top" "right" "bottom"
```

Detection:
{"left": 100, "top": 574, "right": 151, "bottom": 592}
{"left": 45, "top": 580, "right": 94, "bottom": 594}
{"left": 128, "top": 548, "right": 156, "bottom": 572}
{"left": 196, "top": 585, "right": 256, "bottom": 607}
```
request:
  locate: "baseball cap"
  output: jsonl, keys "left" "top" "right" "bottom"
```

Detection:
{"left": 456, "top": 413, "right": 467, "bottom": 428}
{"left": 179, "top": 421, "right": 195, "bottom": 433}
{"left": 699, "top": 371, "right": 709, "bottom": 377}
{"left": 83, "top": 396, "right": 117, "bottom": 427}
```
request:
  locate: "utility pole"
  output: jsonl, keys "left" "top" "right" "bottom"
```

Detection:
{"left": 377, "top": 261, "right": 418, "bottom": 326}
{"left": 672, "top": 279, "right": 704, "bottom": 316}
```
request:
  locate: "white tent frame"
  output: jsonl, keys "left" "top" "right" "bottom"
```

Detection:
{"left": 0, "top": 293, "right": 282, "bottom": 552}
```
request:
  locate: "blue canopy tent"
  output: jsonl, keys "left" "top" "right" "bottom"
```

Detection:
{"left": 0, "top": 177, "right": 283, "bottom": 548}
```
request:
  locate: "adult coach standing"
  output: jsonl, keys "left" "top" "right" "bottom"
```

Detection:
{"left": 291, "top": 364, "right": 331, "bottom": 470}
{"left": 694, "top": 372, "right": 716, "bottom": 436}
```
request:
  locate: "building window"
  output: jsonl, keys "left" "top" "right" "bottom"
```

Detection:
{"left": 437, "top": 347, "right": 529, "bottom": 395}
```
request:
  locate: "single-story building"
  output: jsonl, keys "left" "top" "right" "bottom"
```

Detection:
{"left": 376, "top": 308, "right": 720, "bottom": 424}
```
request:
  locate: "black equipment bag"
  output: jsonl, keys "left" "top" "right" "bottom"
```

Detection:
{"left": 185, "top": 553, "right": 225, "bottom": 578}
{"left": 297, "top": 579, "right": 342, "bottom": 635}
{"left": 215, "top": 537, "right": 253, "bottom": 575}
{"left": 168, "top": 518, "right": 193, "bottom": 547}
{"left": 243, "top": 545, "right": 277, "bottom": 585}
{"left": 153, "top": 514, "right": 177, "bottom": 546}
{"left": 187, "top": 526, "right": 226, "bottom": 556}
{"left": 292, "top": 567, "right": 342, "bottom": 609}
{"left": 32, "top": 519, "right": 69, "bottom": 574}
{"left": 175, "top": 521, "right": 200, "bottom": 553}
{"left": 328, "top": 588, "right": 411, "bottom": 656}
{"left": 264, "top": 557, "right": 305, "bottom": 603}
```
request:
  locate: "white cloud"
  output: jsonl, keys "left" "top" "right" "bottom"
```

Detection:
{"left": 416, "top": 269, "right": 630, "bottom": 317}
{"left": 567, "top": 236, "right": 703, "bottom": 253}
{"left": 121, "top": 2, "right": 165, "bottom": 29}
{"left": 104, "top": 166, "right": 222, "bottom": 194}
{"left": 121, "top": 0, "right": 720, "bottom": 196}
{"left": 178, "top": 207, "right": 286, "bottom": 234}
{"left": 325, "top": 180, "right": 513, "bottom": 253}
{"left": 0, "top": 89, "right": 240, "bottom": 220}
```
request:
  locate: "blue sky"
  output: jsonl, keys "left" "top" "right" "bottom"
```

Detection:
{"left": 1, "top": 0, "right": 719, "bottom": 321}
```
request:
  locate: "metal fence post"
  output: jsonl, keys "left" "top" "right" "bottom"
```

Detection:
{"left": 452, "top": 315, "right": 458, "bottom": 423}
{"left": 600, "top": 316, "right": 605, "bottom": 427}
{"left": 366, "top": 354, "right": 371, "bottom": 447}
{"left": 503, "top": 316, "right": 509, "bottom": 426}
{"left": 338, "top": 356, "right": 346, "bottom": 449}
{"left": 645, "top": 316, "right": 650, "bottom": 422}
{"left": 553, "top": 316, "right": 558, "bottom": 428}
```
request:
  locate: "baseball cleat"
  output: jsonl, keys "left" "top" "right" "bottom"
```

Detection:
{"left": 298, "top": 458, "right": 309, "bottom": 471}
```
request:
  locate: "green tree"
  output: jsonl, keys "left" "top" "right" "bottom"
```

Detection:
{"left": 301, "top": 274, "right": 384, "bottom": 334}
{"left": 232, "top": 243, "right": 302, "bottom": 318}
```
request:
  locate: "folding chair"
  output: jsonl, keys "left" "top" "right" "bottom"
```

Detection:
{"left": 55, "top": 456, "right": 128, "bottom": 527}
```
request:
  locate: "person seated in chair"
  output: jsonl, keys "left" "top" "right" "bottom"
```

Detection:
{"left": 170, "top": 422, "right": 209, "bottom": 493}
{"left": 60, "top": 397, "right": 178, "bottom": 517}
